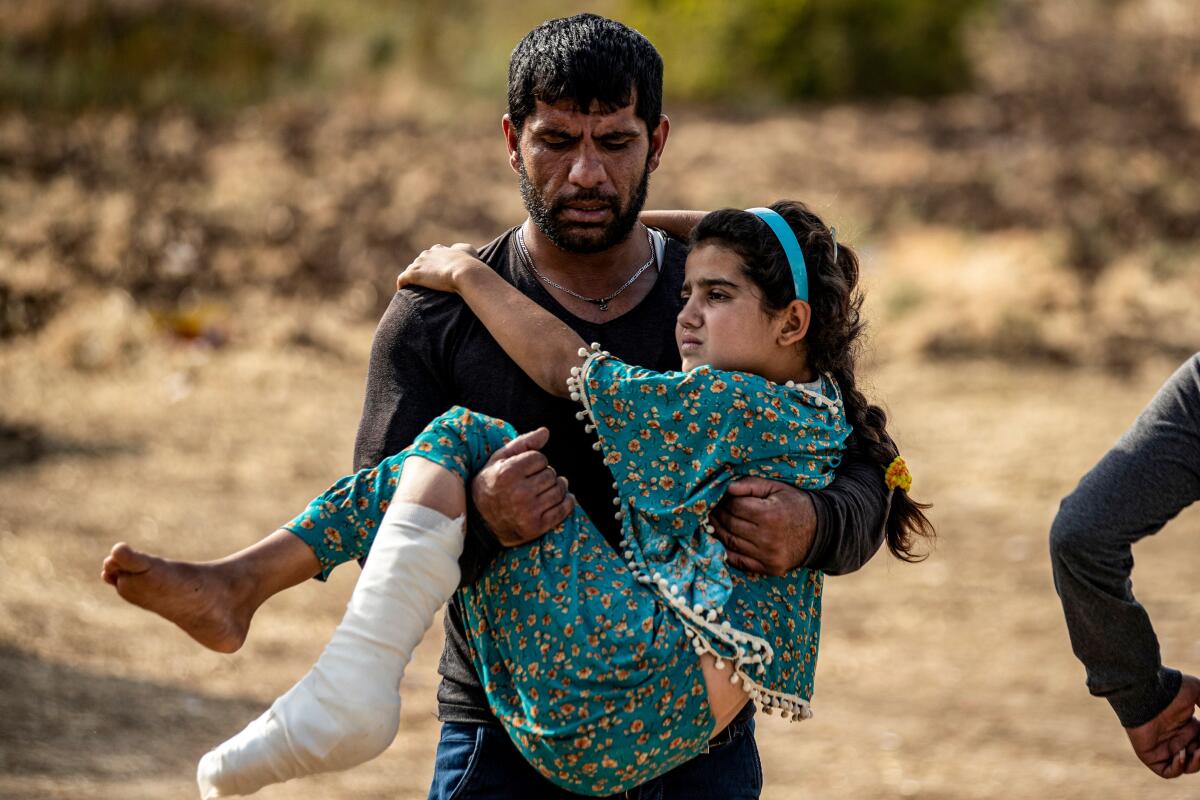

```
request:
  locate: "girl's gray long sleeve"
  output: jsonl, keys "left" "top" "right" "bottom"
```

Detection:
{"left": 1050, "top": 354, "right": 1200, "bottom": 728}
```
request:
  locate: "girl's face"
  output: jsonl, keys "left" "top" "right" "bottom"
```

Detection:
{"left": 676, "top": 243, "right": 807, "bottom": 380}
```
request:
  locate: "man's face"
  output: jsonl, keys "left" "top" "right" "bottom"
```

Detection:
{"left": 505, "top": 96, "right": 668, "bottom": 254}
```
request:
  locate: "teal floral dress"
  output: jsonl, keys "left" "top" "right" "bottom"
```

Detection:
{"left": 285, "top": 347, "right": 849, "bottom": 796}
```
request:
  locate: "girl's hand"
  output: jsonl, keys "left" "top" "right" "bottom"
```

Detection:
{"left": 396, "top": 243, "right": 482, "bottom": 294}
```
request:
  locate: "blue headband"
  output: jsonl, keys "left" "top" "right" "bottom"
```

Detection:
{"left": 745, "top": 207, "right": 808, "bottom": 303}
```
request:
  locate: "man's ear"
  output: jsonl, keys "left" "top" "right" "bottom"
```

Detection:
{"left": 502, "top": 115, "right": 521, "bottom": 174}
{"left": 778, "top": 300, "right": 811, "bottom": 346}
{"left": 647, "top": 114, "right": 670, "bottom": 173}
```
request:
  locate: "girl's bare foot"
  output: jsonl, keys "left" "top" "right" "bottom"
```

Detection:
{"left": 102, "top": 543, "right": 253, "bottom": 653}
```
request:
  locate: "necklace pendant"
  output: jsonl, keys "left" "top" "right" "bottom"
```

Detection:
{"left": 516, "top": 227, "right": 653, "bottom": 314}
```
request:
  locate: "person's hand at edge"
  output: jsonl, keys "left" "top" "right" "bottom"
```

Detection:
{"left": 711, "top": 477, "right": 816, "bottom": 576}
{"left": 1127, "top": 673, "right": 1200, "bottom": 778}
{"left": 470, "top": 427, "right": 574, "bottom": 547}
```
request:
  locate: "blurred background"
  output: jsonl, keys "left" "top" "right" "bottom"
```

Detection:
{"left": 1, "top": 1, "right": 1198, "bottom": 798}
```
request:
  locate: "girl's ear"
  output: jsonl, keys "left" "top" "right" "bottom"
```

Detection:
{"left": 777, "top": 300, "right": 811, "bottom": 346}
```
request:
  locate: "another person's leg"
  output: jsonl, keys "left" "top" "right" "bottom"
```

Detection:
{"left": 197, "top": 408, "right": 514, "bottom": 798}
{"left": 100, "top": 453, "right": 414, "bottom": 654}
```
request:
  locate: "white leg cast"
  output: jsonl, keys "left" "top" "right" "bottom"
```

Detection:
{"left": 196, "top": 502, "right": 464, "bottom": 798}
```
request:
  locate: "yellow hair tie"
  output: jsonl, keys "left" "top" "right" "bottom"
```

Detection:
{"left": 885, "top": 456, "right": 912, "bottom": 492}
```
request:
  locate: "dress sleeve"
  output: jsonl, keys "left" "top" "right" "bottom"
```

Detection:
{"left": 353, "top": 290, "right": 454, "bottom": 470}
{"left": 804, "top": 439, "right": 890, "bottom": 575}
{"left": 576, "top": 350, "right": 848, "bottom": 506}
{"left": 354, "top": 290, "right": 506, "bottom": 586}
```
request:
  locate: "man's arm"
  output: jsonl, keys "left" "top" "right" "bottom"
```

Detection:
{"left": 354, "top": 291, "right": 453, "bottom": 470}
{"left": 712, "top": 442, "right": 888, "bottom": 576}
{"left": 639, "top": 209, "right": 706, "bottom": 241}
{"left": 356, "top": 290, "right": 504, "bottom": 584}
{"left": 803, "top": 444, "right": 890, "bottom": 574}
{"left": 357, "top": 288, "right": 571, "bottom": 583}
{"left": 1049, "top": 354, "right": 1200, "bottom": 774}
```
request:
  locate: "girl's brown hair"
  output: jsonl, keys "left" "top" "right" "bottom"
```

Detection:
{"left": 692, "top": 200, "right": 934, "bottom": 561}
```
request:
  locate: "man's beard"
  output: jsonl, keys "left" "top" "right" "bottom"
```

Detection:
{"left": 518, "top": 159, "right": 650, "bottom": 255}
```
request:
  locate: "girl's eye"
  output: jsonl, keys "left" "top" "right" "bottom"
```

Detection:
{"left": 708, "top": 291, "right": 729, "bottom": 302}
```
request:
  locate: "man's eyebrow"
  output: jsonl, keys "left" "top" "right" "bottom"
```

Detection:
{"left": 530, "top": 124, "right": 578, "bottom": 138}
{"left": 595, "top": 128, "right": 641, "bottom": 140}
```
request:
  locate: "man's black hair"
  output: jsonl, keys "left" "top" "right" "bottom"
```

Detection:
{"left": 507, "top": 14, "right": 663, "bottom": 136}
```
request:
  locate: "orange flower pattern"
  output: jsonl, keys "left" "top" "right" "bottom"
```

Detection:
{"left": 578, "top": 356, "right": 846, "bottom": 615}
{"left": 284, "top": 351, "right": 849, "bottom": 795}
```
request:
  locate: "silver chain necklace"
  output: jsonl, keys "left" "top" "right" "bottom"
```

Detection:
{"left": 515, "top": 226, "right": 656, "bottom": 312}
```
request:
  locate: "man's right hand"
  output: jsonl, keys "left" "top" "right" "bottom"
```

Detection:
{"left": 471, "top": 427, "right": 574, "bottom": 547}
{"left": 1126, "top": 673, "right": 1200, "bottom": 778}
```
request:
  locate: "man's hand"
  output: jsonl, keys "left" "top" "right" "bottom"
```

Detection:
{"left": 1126, "top": 674, "right": 1200, "bottom": 778}
{"left": 471, "top": 427, "right": 574, "bottom": 547}
{"left": 711, "top": 477, "right": 816, "bottom": 576}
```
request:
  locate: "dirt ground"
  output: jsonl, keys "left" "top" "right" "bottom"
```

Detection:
{"left": 3, "top": 4, "right": 1199, "bottom": 791}
{"left": 2, "top": 282, "right": 1198, "bottom": 799}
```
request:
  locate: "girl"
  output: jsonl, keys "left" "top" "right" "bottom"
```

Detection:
{"left": 193, "top": 201, "right": 933, "bottom": 797}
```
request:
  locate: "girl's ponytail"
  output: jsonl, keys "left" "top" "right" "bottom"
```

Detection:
{"left": 831, "top": 366, "right": 934, "bottom": 561}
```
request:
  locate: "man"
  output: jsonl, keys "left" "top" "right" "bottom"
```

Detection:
{"left": 103, "top": 14, "right": 889, "bottom": 799}
{"left": 355, "top": 15, "right": 888, "bottom": 799}
{"left": 1050, "top": 353, "right": 1200, "bottom": 780}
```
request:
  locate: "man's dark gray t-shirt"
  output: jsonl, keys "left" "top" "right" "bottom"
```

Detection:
{"left": 1051, "top": 354, "right": 1200, "bottom": 727}
{"left": 353, "top": 227, "right": 887, "bottom": 724}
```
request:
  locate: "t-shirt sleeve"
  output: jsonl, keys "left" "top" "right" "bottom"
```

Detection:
{"left": 354, "top": 289, "right": 515, "bottom": 585}
{"left": 353, "top": 290, "right": 453, "bottom": 471}
{"left": 803, "top": 436, "right": 890, "bottom": 575}
{"left": 1050, "top": 353, "right": 1200, "bottom": 727}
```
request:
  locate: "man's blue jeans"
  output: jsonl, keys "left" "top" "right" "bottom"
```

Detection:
{"left": 428, "top": 717, "right": 762, "bottom": 800}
